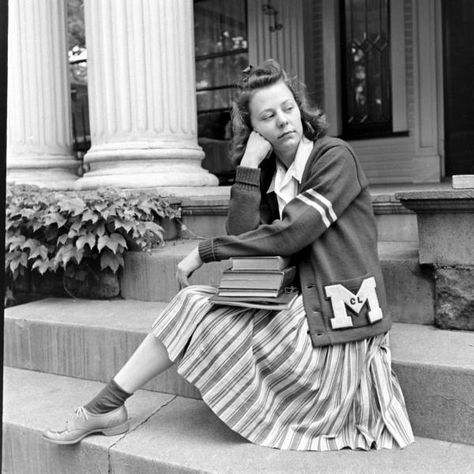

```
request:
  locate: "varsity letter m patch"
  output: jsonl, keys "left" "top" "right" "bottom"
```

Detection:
{"left": 324, "top": 277, "right": 383, "bottom": 329}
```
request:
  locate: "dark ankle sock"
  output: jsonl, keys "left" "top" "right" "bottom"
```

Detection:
{"left": 84, "top": 379, "right": 132, "bottom": 415}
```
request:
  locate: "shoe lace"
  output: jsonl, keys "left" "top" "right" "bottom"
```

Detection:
{"left": 64, "top": 406, "right": 89, "bottom": 429}
{"left": 59, "top": 407, "right": 89, "bottom": 433}
{"left": 75, "top": 406, "right": 89, "bottom": 420}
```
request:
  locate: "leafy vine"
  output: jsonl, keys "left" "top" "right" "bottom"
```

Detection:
{"left": 5, "top": 184, "right": 181, "bottom": 304}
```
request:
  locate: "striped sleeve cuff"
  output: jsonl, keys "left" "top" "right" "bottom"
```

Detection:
{"left": 235, "top": 166, "right": 261, "bottom": 186}
{"left": 198, "top": 239, "right": 217, "bottom": 262}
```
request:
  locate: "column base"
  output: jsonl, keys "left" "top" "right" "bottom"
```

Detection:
{"left": 74, "top": 161, "right": 218, "bottom": 190}
{"left": 75, "top": 147, "right": 219, "bottom": 190}
{"left": 7, "top": 158, "right": 80, "bottom": 190}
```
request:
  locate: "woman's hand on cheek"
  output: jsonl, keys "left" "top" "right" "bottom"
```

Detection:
{"left": 240, "top": 131, "right": 273, "bottom": 168}
{"left": 176, "top": 246, "right": 203, "bottom": 289}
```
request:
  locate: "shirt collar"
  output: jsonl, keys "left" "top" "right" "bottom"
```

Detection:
{"left": 267, "top": 136, "right": 313, "bottom": 194}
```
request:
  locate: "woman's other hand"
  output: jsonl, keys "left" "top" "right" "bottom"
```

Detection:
{"left": 176, "top": 246, "right": 203, "bottom": 289}
{"left": 240, "top": 131, "right": 272, "bottom": 168}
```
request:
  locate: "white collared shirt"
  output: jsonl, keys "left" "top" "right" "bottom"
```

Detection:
{"left": 267, "top": 136, "right": 314, "bottom": 217}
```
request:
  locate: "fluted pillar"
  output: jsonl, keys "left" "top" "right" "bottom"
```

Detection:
{"left": 75, "top": 0, "right": 218, "bottom": 190}
{"left": 7, "top": 0, "right": 78, "bottom": 189}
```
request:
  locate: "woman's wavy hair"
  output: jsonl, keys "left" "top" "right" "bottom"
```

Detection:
{"left": 230, "top": 59, "right": 328, "bottom": 166}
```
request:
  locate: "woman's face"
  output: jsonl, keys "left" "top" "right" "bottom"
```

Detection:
{"left": 249, "top": 81, "right": 303, "bottom": 162}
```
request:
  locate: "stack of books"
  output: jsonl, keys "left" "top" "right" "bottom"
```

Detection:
{"left": 210, "top": 256, "right": 298, "bottom": 310}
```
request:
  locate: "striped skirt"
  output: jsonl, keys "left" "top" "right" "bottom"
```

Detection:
{"left": 151, "top": 285, "right": 414, "bottom": 451}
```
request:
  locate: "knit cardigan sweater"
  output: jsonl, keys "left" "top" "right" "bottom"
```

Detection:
{"left": 198, "top": 136, "right": 392, "bottom": 347}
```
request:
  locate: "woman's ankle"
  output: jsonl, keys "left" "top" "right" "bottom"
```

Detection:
{"left": 84, "top": 379, "right": 132, "bottom": 415}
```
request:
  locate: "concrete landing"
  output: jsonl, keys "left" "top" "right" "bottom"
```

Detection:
{"left": 4, "top": 298, "right": 474, "bottom": 444}
{"left": 3, "top": 367, "right": 474, "bottom": 474}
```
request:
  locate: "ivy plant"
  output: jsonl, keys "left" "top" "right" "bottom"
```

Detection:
{"left": 5, "top": 184, "right": 181, "bottom": 302}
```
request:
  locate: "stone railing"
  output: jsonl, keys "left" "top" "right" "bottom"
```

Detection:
{"left": 397, "top": 189, "right": 474, "bottom": 331}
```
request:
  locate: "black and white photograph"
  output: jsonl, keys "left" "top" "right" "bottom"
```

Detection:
{"left": 2, "top": 1, "right": 473, "bottom": 473}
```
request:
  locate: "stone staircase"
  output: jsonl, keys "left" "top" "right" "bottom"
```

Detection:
{"left": 3, "top": 189, "right": 474, "bottom": 473}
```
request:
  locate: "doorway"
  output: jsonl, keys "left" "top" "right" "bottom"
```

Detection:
{"left": 442, "top": 0, "right": 474, "bottom": 175}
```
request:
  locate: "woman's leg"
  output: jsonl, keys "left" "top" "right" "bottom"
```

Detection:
{"left": 84, "top": 333, "right": 173, "bottom": 414}
{"left": 113, "top": 333, "right": 173, "bottom": 393}
{"left": 42, "top": 333, "right": 173, "bottom": 444}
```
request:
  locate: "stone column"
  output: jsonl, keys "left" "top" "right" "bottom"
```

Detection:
{"left": 7, "top": 0, "right": 78, "bottom": 189}
{"left": 75, "top": 0, "right": 218, "bottom": 190}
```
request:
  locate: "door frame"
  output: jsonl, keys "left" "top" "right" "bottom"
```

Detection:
{"left": 436, "top": 0, "right": 445, "bottom": 179}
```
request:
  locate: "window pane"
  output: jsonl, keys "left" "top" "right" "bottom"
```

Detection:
{"left": 195, "top": 52, "right": 249, "bottom": 97}
{"left": 194, "top": 0, "right": 248, "bottom": 141}
{"left": 341, "top": 0, "right": 392, "bottom": 136}
{"left": 196, "top": 86, "right": 236, "bottom": 111}
{"left": 194, "top": 0, "right": 247, "bottom": 57}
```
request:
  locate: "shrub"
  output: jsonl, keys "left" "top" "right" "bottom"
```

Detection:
{"left": 5, "top": 184, "right": 181, "bottom": 304}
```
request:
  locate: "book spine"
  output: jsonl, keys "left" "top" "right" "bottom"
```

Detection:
{"left": 219, "top": 267, "right": 295, "bottom": 290}
{"left": 230, "top": 257, "right": 289, "bottom": 271}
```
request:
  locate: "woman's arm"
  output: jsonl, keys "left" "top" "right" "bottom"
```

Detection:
{"left": 225, "top": 166, "right": 262, "bottom": 235}
{"left": 200, "top": 144, "right": 365, "bottom": 262}
{"left": 176, "top": 246, "right": 203, "bottom": 288}
{"left": 176, "top": 133, "right": 273, "bottom": 286}
{"left": 226, "top": 132, "right": 273, "bottom": 236}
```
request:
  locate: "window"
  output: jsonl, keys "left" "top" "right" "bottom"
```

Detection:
{"left": 194, "top": 0, "right": 248, "bottom": 141}
{"left": 340, "top": 0, "right": 392, "bottom": 138}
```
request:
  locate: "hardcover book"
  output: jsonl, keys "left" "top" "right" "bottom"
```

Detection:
{"left": 218, "top": 266, "right": 296, "bottom": 290}
{"left": 210, "top": 288, "right": 299, "bottom": 310}
{"left": 230, "top": 256, "right": 291, "bottom": 271}
{"left": 216, "top": 288, "right": 283, "bottom": 298}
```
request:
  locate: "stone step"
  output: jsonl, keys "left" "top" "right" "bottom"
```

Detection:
{"left": 120, "top": 240, "right": 435, "bottom": 325}
{"left": 4, "top": 298, "right": 199, "bottom": 399}
{"left": 4, "top": 367, "right": 474, "bottom": 474}
{"left": 4, "top": 298, "right": 474, "bottom": 445}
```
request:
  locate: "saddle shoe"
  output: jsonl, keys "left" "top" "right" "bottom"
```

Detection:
{"left": 42, "top": 405, "right": 129, "bottom": 445}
